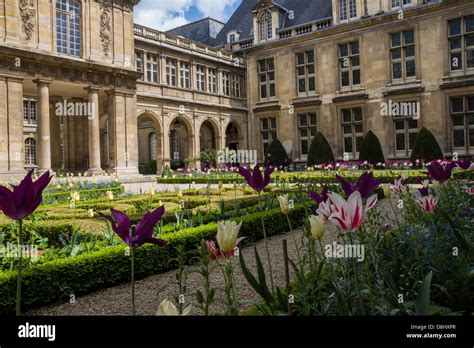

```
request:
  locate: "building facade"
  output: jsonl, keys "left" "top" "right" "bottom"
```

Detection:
{"left": 0, "top": 0, "right": 473, "bottom": 177}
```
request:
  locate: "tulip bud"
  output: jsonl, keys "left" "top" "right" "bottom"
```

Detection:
{"left": 216, "top": 220, "right": 243, "bottom": 258}
{"left": 106, "top": 190, "right": 114, "bottom": 201}
{"left": 177, "top": 191, "right": 183, "bottom": 199}
{"left": 277, "top": 194, "right": 290, "bottom": 215}
{"left": 88, "top": 209, "right": 95, "bottom": 218}
{"left": 309, "top": 215, "right": 325, "bottom": 239}
{"left": 382, "top": 184, "right": 391, "bottom": 198}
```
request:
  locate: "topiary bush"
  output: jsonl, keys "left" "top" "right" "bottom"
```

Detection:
{"left": 411, "top": 127, "right": 444, "bottom": 162}
{"left": 139, "top": 160, "right": 157, "bottom": 175}
{"left": 307, "top": 132, "right": 335, "bottom": 165}
{"left": 359, "top": 130, "right": 385, "bottom": 164}
{"left": 265, "top": 139, "right": 288, "bottom": 166}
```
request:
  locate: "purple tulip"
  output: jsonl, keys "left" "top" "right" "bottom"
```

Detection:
{"left": 308, "top": 186, "right": 329, "bottom": 203}
{"left": 418, "top": 187, "right": 429, "bottom": 197}
{"left": 427, "top": 162, "right": 456, "bottom": 184}
{"left": 0, "top": 170, "right": 53, "bottom": 221}
{"left": 336, "top": 172, "right": 382, "bottom": 200}
{"left": 100, "top": 207, "right": 166, "bottom": 248}
{"left": 456, "top": 158, "right": 472, "bottom": 170}
{"left": 238, "top": 165, "right": 273, "bottom": 193}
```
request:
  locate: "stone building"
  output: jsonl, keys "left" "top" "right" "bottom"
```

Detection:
{"left": 0, "top": 0, "right": 473, "bottom": 177}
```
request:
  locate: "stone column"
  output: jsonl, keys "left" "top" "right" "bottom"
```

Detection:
{"left": 34, "top": 79, "right": 52, "bottom": 174}
{"left": 162, "top": 114, "right": 171, "bottom": 171}
{"left": 85, "top": 87, "right": 103, "bottom": 175}
{"left": 193, "top": 119, "right": 201, "bottom": 171}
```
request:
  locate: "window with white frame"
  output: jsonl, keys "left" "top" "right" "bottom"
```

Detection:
{"left": 222, "top": 72, "right": 230, "bottom": 96}
{"left": 208, "top": 68, "right": 217, "bottom": 94}
{"left": 298, "top": 113, "right": 317, "bottom": 156}
{"left": 448, "top": 16, "right": 474, "bottom": 72}
{"left": 394, "top": 112, "right": 418, "bottom": 156}
{"left": 135, "top": 51, "right": 143, "bottom": 76}
{"left": 56, "top": 0, "right": 81, "bottom": 57}
{"left": 170, "top": 130, "right": 180, "bottom": 160}
{"left": 342, "top": 108, "right": 363, "bottom": 157}
{"left": 25, "top": 138, "right": 37, "bottom": 165}
{"left": 196, "top": 66, "right": 206, "bottom": 91}
{"left": 296, "top": 51, "right": 316, "bottom": 94}
{"left": 257, "top": 10, "right": 272, "bottom": 42}
{"left": 258, "top": 58, "right": 276, "bottom": 99}
{"left": 166, "top": 59, "right": 177, "bottom": 86}
{"left": 232, "top": 75, "right": 241, "bottom": 98}
{"left": 180, "top": 62, "right": 190, "bottom": 89}
{"left": 390, "top": 30, "right": 416, "bottom": 81}
{"left": 391, "top": 0, "right": 412, "bottom": 9}
{"left": 261, "top": 117, "right": 277, "bottom": 157}
{"left": 23, "top": 98, "right": 37, "bottom": 125}
{"left": 146, "top": 53, "right": 158, "bottom": 83}
{"left": 149, "top": 132, "right": 157, "bottom": 161}
{"left": 339, "top": 0, "right": 357, "bottom": 21}
{"left": 339, "top": 41, "right": 360, "bottom": 88}
{"left": 451, "top": 95, "right": 474, "bottom": 151}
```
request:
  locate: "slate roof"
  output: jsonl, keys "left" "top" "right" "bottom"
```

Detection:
{"left": 167, "top": 17, "right": 225, "bottom": 47}
{"left": 214, "top": 0, "right": 333, "bottom": 47}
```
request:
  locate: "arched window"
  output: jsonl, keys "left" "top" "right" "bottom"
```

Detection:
{"left": 258, "top": 10, "right": 272, "bottom": 42}
{"left": 149, "top": 132, "right": 157, "bottom": 161}
{"left": 25, "top": 138, "right": 37, "bottom": 165}
{"left": 170, "top": 130, "right": 180, "bottom": 160}
{"left": 56, "top": 0, "right": 81, "bottom": 57}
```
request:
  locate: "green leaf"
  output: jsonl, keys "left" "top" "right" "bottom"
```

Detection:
{"left": 415, "top": 271, "right": 433, "bottom": 316}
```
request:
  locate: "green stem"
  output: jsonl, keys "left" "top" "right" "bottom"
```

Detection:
{"left": 349, "top": 233, "right": 365, "bottom": 315}
{"left": 16, "top": 219, "right": 23, "bottom": 316}
{"left": 131, "top": 247, "right": 136, "bottom": 316}
{"left": 258, "top": 192, "right": 274, "bottom": 292}
{"left": 285, "top": 214, "right": 301, "bottom": 262}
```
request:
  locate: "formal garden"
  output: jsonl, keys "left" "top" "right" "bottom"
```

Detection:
{"left": 0, "top": 128, "right": 472, "bottom": 316}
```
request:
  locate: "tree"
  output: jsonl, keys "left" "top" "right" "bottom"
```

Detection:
{"left": 307, "top": 132, "right": 335, "bottom": 165}
{"left": 359, "top": 130, "right": 385, "bottom": 164}
{"left": 265, "top": 139, "right": 288, "bottom": 166}
{"left": 411, "top": 127, "right": 444, "bottom": 162}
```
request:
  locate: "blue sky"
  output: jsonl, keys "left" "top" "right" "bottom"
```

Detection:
{"left": 134, "top": 0, "right": 242, "bottom": 31}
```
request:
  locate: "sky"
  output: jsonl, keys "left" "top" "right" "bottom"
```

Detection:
{"left": 134, "top": 0, "right": 243, "bottom": 31}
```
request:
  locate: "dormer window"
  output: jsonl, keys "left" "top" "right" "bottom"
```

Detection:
{"left": 391, "top": 0, "right": 412, "bottom": 9}
{"left": 258, "top": 10, "right": 272, "bottom": 42}
{"left": 227, "top": 30, "right": 239, "bottom": 44}
{"left": 339, "top": 0, "right": 357, "bottom": 22}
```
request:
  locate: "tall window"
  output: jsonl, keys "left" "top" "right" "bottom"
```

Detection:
{"left": 222, "top": 72, "right": 230, "bottom": 96}
{"left": 391, "top": 0, "right": 412, "bottom": 9}
{"left": 166, "top": 59, "right": 177, "bottom": 86}
{"left": 451, "top": 96, "right": 474, "bottom": 150}
{"left": 208, "top": 68, "right": 217, "bottom": 94}
{"left": 339, "top": 0, "right": 357, "bottom": 21}
{"left": 342, "top": 108, "right": 363, "bottom": 157}
{"left": 394, "top": 112, "right": 418, "bottom": 156}
{"left": 23, "top": 98, "right": 37, "bottom": 124}
{"left": 135, "top": 51, "right": 143, "bottom": 75}
{"left": 296, "top": 51, "right": 316, "bottom": 94}
{"left": 180, "top": 62, "right": 190, "bottom": 89}
{"left": 146, "top": 53, "right": 158, "bottom": 83}
{"left": 261, "top": 117, "right": 277, "bottom": 156}
{"left": 56, "top": 0, "right": 81, "bottom": 57}
{"left": 298, "top": 113, "right": 317, "bottom": 156}
{"left": 258, "top": 10, "right": 272, "bottom": 42}
{"left": 232, "top": 75, "right": 241, "bottom": 98}
{"left": 196, "top": 66, "right": 206, "bottom": 91}
{"left": 24, "top": 138, "right": 37, "bottom": 165}
{"left": 448, "top": 16, "right": 474, "bottom": 72}
{"left": 170, "top": 130, "right": 180, "bottom": 160}
{"left": 390, "top": 30, "right": 416, "bottom": 80}
{"left": 339, "top": 41, "right": 360, "bottom": 88}
{"left": 229, "top": 33, "right": 236, "bottom": 44}
{"left": 149, "top": 133, "right": 157, "bottom": 161}
{"left": 258, "top": 58, "right": 275, "bottom": 99}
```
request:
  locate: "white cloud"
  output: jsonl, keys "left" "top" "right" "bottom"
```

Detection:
{"left": 134, "top": 0, "right": 239, "bottom": 31}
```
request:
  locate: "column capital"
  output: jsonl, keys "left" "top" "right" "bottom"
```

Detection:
{"left": 33, "top": 79, "right": 52, "bottom": 87}
{"left": 85, "top": 86, "right": 101, "bottom": 93}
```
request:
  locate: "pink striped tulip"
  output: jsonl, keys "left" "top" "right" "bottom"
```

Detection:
{"left": 416, "top": 196, "right": 438, "bottom": 214}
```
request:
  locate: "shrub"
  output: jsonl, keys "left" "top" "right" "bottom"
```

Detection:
{"left": 265, "top": 139, "right": 288, "bottom": 166}
{"left": 359, "top": 130, "right": 385, "bottom": 164}
{"left": 43, "top": 186, "right": 124, "bottom": 205}
{"left": 411, "top": 127, "right": 444, "bottom": 162}
{"left": 0, "top": 203, "right": 313, "bottom": 314}
{"left": 307, "top": 132, "right": 335, "bottom": 165}
{"left": 139, "top": 160, "right": 157, "bottom": 175}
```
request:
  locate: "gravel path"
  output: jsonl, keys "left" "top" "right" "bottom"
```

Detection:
{"left": 27, "top": 198, "right": 396, "bottom": 316}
